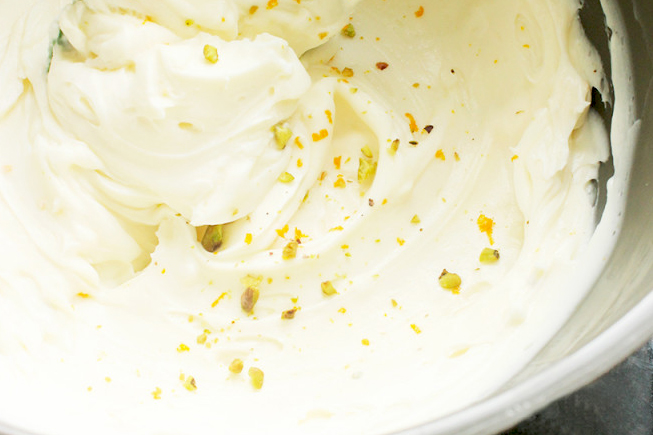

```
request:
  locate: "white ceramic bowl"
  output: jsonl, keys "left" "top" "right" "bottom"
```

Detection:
{"left": 401, "top": 0, "right": 653, "bottom": 433}
{"left": 1, "top": 1, "right": 651, "bottom": 434}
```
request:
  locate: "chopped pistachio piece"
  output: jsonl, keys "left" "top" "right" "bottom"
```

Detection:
{"left": 203, "top": 44, "right": 219, "bottom": 63}
{"left": 248, "top": 367, "right": 264, "bottom": 390}
{"left": 272, "top": 123, "right": 292, "bottom": 150}
{"left": 282, "top": 308, "right": 298, "bottom": 319}
{"left": 282, "top": 241, "right": 299, "bottom": 260}
{"left": 229, "top": 358, "right": 244, "bottom": 374}
{"left": 341, "top": 23, "right": 356, "bottom": 38}
{"left": 196, "top": 330, "right": 210, "bottom": 345}
{"left": 183, "top": 376, "right": 197, "bottom": 391}
{"left": 388, "top": 139, "right": 400, "bottom": 156}
{"left": 241, "top": 286, "right": 260, "bottom": 313}
{"left": 201, "top": 225, "right": 223, "bottom": 252}
{"left": 438, "top": 269, "right": 461, "bottom": 290}
{"left": 358, "top": 158, "right": 377, "bottom": 183}
{"left": 278, "top": 172, "right": 295, "bottom": 183}
{"left": 321, "top": 280, "right": 338, "bottom": 296}
{"left": 479, "top": 248, "right": 500, "bottom": 264}
{"left": 361, "top": 145, "right": 373, "bottom": 159}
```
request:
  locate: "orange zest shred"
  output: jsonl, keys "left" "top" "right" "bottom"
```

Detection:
{"left": 266, "top": 0, "right": 278, "bottom": 9}
{"left": 435, "top": 149, "right": 445, "bottom": 161}
{"left": 511, "top": 154, "right": 519, "bottom": 161}
{"left": 405, "top": 113, "right": 419, "bottom": 133}
{"left": 477, "top": 214, "right": 495, "bottom": 245}
{"left": 325, "top": 110, "right": 333, "bottom": 124}
{"left": 415, "top": 6, "right": 425, "bottom": 17}
{"left": 276, "top": 224, "right": 290, "bottom": 238}
{"left": 334, "top": 156, "right": 342, "bottom": 169}
{"left": 334, "top": 177, "right": 346, "bottom": 188}
{"left": 211, "top": 292, "right": 229, "bottom": 308}
{"left": 312, "top": 129, "right": 329, "bottom": 142}
{"left": 294, "top": 137, "right": 304, "bottom": 149}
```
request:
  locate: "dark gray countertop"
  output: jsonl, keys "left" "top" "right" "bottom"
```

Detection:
{"left": 501, "top": 341, "right": 653, "bottom": 435}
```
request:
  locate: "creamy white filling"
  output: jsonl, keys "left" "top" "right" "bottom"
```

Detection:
{"left": 0, "top": 0, "right": 615, "bottom": 434}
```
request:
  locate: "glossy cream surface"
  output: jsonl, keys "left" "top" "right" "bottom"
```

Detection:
{"left": 0, "top": 1, "right": 611, "bottom": 434}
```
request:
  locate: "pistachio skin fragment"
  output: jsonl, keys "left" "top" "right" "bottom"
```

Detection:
{"left": 282, "top": 241, "right": 299, "bottom": 260}
{"left": 203, "top": 44, "right": 219, "bottom": 63}
{"left": 229, "top": 359, "right": 244, "bottom": 374}
{"left": 248, "top": 367, "right": 264, "bottom": 390}
{"left": 201, "top": 225, "right": 223, "bottom": 252}
{"left": 272, "top": 123, "right": 292, "bottom": 150}
{"left": 321, "top": 281, "right": 338, "bottom": 296}
{"left": 241, "top": 286, "right": 260, "bottom": 313}
{"left": 479, "top": 248, "right": 500, "bottom": 264}
{"left": 438, "top": 269, "right": 461, "bottom": 290}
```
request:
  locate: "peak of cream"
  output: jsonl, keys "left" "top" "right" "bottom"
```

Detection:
{"left": 49, "top": 1, "right": 313, "bottom": 225}
{"left": 0, "top": 1, "right": 614, "bottom": 435}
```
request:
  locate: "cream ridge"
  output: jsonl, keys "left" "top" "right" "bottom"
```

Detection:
{"left": 0, "top": 0, "right": 611, "bottom": 434}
